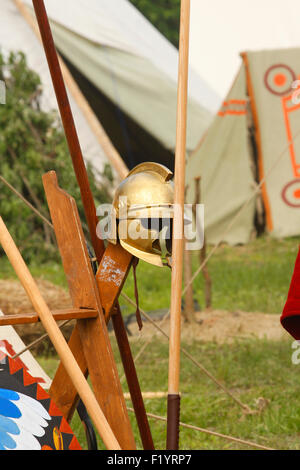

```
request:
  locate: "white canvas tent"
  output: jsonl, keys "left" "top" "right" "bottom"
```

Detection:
{"left": 1, "top": 0, "right": 127, "bottom": 182}
{"left": 187, "top": 0, "right": 300, "bottom": 245}
{"left": 3, "top": 0, "right": 217, "bottom": 176}
{"left": 186, "top": 47, "right": 300, "bottom": 245}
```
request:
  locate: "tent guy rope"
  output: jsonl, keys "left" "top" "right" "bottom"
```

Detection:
{"left": 127, "top": 408, "right": 275, "bottom": 451}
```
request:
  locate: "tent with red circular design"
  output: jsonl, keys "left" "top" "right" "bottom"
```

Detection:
{"left": 186, "top": 47, "right": 300, "bottom": 245}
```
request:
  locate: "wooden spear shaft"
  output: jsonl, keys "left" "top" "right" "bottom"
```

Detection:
{"left": 0, "top": 217, "right": 121, "bottom": 450}
{"left": 167, "top": 0, "right": 191, "bottom": 450}
{"left": 31, "top": 0, "right": 104, "bottom": 261}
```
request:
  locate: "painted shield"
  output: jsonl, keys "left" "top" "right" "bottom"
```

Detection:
{"left": 0, "top": 354, "right": 81, "bottom": 450}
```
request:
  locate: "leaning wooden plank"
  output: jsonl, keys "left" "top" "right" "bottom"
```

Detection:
{"left": 49, "top": 325, "right": 86, "bottom": 421}
{"left": 43, "top": 171, "right": 136, "bottom": 450}
{"left": 0, "top": 216, "right": 120, "bottom": 450}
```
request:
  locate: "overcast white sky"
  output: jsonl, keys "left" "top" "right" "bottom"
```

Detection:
{"left": 189, "top": 0, "right": 300, "bottom": 106}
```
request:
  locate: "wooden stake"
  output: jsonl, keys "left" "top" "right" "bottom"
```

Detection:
{"left": 167, "top": 0, "right": 191, "bottom": 450}
{"left": 193, "top": 177, "right": 212, "bottom": 310}
{"left": 0, "top": 217, "right": 121, "bottom": 450}
{"left": 183, "top": 238, "right": 195, "bottom": 322}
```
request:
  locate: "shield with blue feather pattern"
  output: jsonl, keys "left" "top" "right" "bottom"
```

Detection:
{"left": 0, "top": 354, "right": 81, "bottom": 450}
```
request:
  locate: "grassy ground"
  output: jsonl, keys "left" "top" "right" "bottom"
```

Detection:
{"left": 38, "top": 335, "right": 300, "bottom": 450}
{"left": 1, "top": 234, "right": 300, "bottom": 450}
{"left": 121, "top": 234, "right": 300, "bottom": 315}
{"left": 1, "top": 234, "right": 299, "bottom": 314}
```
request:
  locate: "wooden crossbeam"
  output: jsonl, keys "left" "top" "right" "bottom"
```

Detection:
{"left": 0, "top": 308, "right": 98, "bottom": 326}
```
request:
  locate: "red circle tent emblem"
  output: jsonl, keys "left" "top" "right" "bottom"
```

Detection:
{"left": 281, "top": 179, "right": 300, "bottom": 208}
{"left": 264, "top": 64, "right": 296, "bottom": 96}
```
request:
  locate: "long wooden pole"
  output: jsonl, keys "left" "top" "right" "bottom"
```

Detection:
{"left": 31, "top": 0, "right": 104, "bottom": 261}
{"left": 0, "top": 217, "right": 121, "bottom": 450}
{"left": 167, "top": 0, "right": 191, "bottom": 450}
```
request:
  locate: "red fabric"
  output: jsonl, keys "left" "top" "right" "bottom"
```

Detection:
{"left": 281, "top": 246, "right": 300, "bottom": 339}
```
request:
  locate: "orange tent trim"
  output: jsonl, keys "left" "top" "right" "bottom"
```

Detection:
{"left": 242, "top": 52, "right": 274, "bottom": 232}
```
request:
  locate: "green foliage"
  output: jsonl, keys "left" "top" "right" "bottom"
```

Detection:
{"left": 129, "top": 0, "right": 180, "bottom": 48}
{"left": 0, "top": 51, "right": 113, "bottom": 263}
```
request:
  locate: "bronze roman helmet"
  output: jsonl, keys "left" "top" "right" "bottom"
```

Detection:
{"left": 108, "top": 162, "right": 175, "bottom": 267}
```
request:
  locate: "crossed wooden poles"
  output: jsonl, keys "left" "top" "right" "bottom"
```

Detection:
{"left": 0, "top": 0, "right": 191, "bottom": 450}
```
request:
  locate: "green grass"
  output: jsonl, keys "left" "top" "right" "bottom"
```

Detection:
{"left": 200, "top": 235, "right": 300, "bottom": 313}
{"left": 1, "top": 234, "right": 299, "bottom": 315}
{"left": 37, "top": 335, "right": 300, "bottom": 450}
{"left": 2, "top": 235, "right": 300, "bottom": 450}
{"left": 0, "top": 256, "right": 69, "bottom": 288}
{"left": 123, "top": 234, "right": 300, "bottom": 315}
